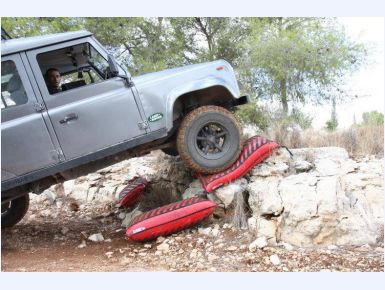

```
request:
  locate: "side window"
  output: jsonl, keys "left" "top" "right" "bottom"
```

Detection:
{"left": 37, "top": 42, "right": 110, "bottom": 95}
{"left": 1, "top": 60, "right": 28, "bottom": 109}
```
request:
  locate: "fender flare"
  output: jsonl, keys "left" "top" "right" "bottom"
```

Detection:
{"left": 165, "top": 76, "right": 240, "bottom": 131}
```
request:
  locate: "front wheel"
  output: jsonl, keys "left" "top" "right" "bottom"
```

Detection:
{"left": 1, "top": 193, "right": 30, "bottom": 228}
{"left": 176, "top": 105, "right": 243, "bottom": 174}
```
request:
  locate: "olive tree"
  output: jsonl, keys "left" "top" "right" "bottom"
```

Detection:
{"left": 245, "top": 18, "right": 367, "bottom": 114}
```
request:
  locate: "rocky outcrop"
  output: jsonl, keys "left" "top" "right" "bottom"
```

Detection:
{"left": 50, "top": 151, "right": 193, "bottom": 204}
{"left": 244, "top": 148, "right": 383, "bottom": 247}
{"left": 42, "top": 147, "right": 383, "bottom": 248}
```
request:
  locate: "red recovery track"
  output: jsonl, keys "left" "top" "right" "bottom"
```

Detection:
{"left": 126, "top": 197, "right": 216, "bottom": 242}
{"left": 118, "top": 177, "right": 148, "bottom": 207}
{"left": 197, "top": 135, "right": 280, "bottom": 192}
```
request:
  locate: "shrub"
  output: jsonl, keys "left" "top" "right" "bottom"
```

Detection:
{"left": 235, "top": 102, "right": 270, "bottom": 131}
{"left": 362, "top": 111, "right": 384, "bottom": 126}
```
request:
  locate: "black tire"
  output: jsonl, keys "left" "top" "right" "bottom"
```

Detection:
{"left": 176, "top": 105, "right": 243, "bottom": 174}
{"left": 1, "top": 193, "right": 30, "bottom": 228}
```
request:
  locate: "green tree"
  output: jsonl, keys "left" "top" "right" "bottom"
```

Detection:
{"left": 245, "top": 17, "right": 367, "bottom": 115}
{"left": 1, "top": 17, "right": 84, "bottom": 37}
{"left": 169, "top": 18, "right": 250, "bottom": 66}
{"left": 235, "top": 102, "right": 270, "bottom": 130}
{"left": 362, "top": 111, "right": 384, "bottom": 126}
{"left": 82, "top": 17, "right": 185, "bottom": 74}
{"left": 325, "top": 97, "right": 338, "bottom": 131}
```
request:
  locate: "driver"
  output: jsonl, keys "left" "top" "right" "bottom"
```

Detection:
{"left": 45, "top": 68, "right": 62, "bottom": 94}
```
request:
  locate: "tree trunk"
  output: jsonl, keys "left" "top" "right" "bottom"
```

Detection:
{"left": 280, "top": 79, "right": 288, "bottom": 115}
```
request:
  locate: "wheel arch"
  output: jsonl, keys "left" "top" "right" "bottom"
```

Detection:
{"left": 165, "top": 77, "right": 240, "bottom": 132}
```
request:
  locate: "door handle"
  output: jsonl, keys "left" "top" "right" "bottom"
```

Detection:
{"left": 59, "top": 113, "right": 78, "bottom": 124}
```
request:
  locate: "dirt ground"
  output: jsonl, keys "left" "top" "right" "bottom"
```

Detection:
{"left": 1, "top": 193, "right": 384, "bottom": 272}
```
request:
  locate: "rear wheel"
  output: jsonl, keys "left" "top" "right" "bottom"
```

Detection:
{"left": 176, "top": 105, "right": 243, "bottom": 174}
{"left": 1, "top": 193, "right": 30, "bottom": 228}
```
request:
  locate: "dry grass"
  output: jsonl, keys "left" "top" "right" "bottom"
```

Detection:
{"left": 231, "top": 191, "right": 248, "bottom": 229}
{"left": 267, "top": 124, "right": 384, "bottom": 157}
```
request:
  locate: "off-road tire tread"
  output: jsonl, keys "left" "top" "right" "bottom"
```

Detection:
{"left": 1, "top": 194, "right": 30, "bottom": 228}
{"left": 176, "top": 105, "right": 243, "bottom": 174}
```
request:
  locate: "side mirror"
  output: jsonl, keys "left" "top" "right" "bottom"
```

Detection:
{"left": 107, "top": 54, "right": 120, "bottom": 77}
{"left": 107, "top": 54, "right": 131, "bottom": 81}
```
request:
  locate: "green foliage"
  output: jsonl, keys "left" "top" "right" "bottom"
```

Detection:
{"left": 236, "top": 103, "right": 312, "bottom": 131}
{"left": 362, "top": 111, "right": 384, "bottom": 126}
{"left": 235, "top": 103, "right": 270, "bottom": 131}
{"left": 325, "top": 119, "right": 339, "bottom": 131}
{"left": 1, "top": 17, "right": 83, "bottom": 37}
{"left": 244, "top": 18, "right": 367, "bottom": 113}
{"left": 169, "top": 18, "right": 250, "bottom": 66}
{"left": 269, "top": 108, "right": 313, "bottom": 130}
{"left": 82, "top": 17, "right": 188, "bottom": 75}
{"left": 288, "top": 109, "right": 313, "bottom": 129}
{"left": 2, "top": 17, "right": 368, "bottom": 114}
{"left": 325, "top": 97, "right": 338, "bottom": 131}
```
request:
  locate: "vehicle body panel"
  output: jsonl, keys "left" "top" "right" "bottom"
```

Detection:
{"left": 133, "top": 60, "right": 241, "bottom": 132}
{"left": 25, "top": 36, "right": 146, "bottom": 160}
{"left": 1, "top": 54, "right": 59, "bottom": 178}
{"left": 1, "top": 30, "right": 247, "bottom": 196}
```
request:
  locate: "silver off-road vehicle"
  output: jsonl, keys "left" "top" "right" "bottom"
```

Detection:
{"left": 1, "top": 30, "right": 248, "bottom": 227}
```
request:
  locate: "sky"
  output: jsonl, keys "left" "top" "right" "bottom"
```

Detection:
{"left": 306, "top": 17, "right": 384, "bottom": 129}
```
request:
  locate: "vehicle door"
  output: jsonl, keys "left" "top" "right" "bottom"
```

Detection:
{"left": 26, "top": 38, "right": 146, "bottom": 161}
{"left": 1, "top": 54, "right": 60, "bottom": 180}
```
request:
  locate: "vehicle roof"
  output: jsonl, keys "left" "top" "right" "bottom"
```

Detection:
{"left": 1, "top": 30, "right": 93, "bottom": 56}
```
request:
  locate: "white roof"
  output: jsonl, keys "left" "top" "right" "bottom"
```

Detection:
{"left": 1, "top": 30, "right": 93, "bottom": 56}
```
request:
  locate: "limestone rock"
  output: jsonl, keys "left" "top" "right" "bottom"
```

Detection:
{"left": 63, "top": 180, "right": 76, "bottom": 196}
{"left": 269, "top": 254, "right": 281, "bottom": 266}
{"left": 156, "top": 243, "right": 170, "bottom": 253}
{"left": 182, "top": 180, "right": 205, "bottom": 199}
{"left": 43, "top": 190, "right": 56, "bottom": 205}
{"left": 44, "top": 145, "right": 383, "bottom": 249}
{"left": 213, "top": 178, "right": 247, "bottom": 208}
{"left": 87, "top": 173, "right": 102, "bottom": 182}
{"left": 227, "top": 246, "right": 237, "bottom": 251}
{"left": 294, "top": 160, "right": 313, "bottom": 173}
{"left": 96, "top": 186, "right": 117, "bottom": 202}
{"left": 250, "top": 162, "right": 289, "bottom": 178}
{"left": 247, "top": 216, "right": 257, "bottom": 230}
{"left": 86, "top": 187, "right": 98, "bottom": 203}
{"left": 248, "top": 177, "right": 283, "bottom": 216}
{"left": 67, "top": 181, "right": 90, "bottom": 202}
{"left": 255, "top": 218, "right": 277, "bottom": 244}
{"left": 121, "top": 208, "right": 143, "bottom": 228}
{"left": 249, "top": 236, "right": 268, "bottom": 251}
{"left": 198, "top": 227, "right": 212, "bottom": 236}
{"left": 248, "top": 147, "right": 383, "bottom": 247}
{"left": 88, "top": 233, "right": 104, "bottom": 242}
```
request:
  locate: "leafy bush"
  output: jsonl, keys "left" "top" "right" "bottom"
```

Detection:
{"left": 362, "top": 111, "right": 384, "bottom": 126}
{"left": 236, "top": 103, "right": 313, "bottom": 132}
{"left": 235, "top": 103, "right": 270, "bottom": 131}
{"left": 325, "top": 118, "right": 338, "bottom": 131}
{"left": 287, "top": 109, "right": 313, "bottom": 130}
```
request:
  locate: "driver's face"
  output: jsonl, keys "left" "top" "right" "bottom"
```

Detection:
{"left": 48, "top": 71, "right": 61, "bottom": 88}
